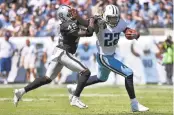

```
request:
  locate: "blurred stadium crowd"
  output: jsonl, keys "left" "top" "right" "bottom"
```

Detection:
{"left": 0, "top": 0, "right": 173, "bottom": 37}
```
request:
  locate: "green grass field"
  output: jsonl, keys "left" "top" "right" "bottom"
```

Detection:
{"left": 0, "top": 85, "right": 172, "bottom": 115}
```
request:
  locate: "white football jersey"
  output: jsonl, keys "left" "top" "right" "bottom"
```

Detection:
{"left": 95, "top": 18, "right": 127, "bottom": 55}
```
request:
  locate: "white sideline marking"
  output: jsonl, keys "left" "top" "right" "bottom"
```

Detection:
{"left": 0, "top": 84, "right": 172, "bottom": 89}
{"left": 0, "top": 94, "right": 129, "bottom": 102}
{"left": 43, "top": 94, "right": 127, "bottom": 97}
{"left": 0, "top": 98, "right": 50, "bottom": 102}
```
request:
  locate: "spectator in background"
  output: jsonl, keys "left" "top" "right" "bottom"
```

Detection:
{"left": 126, "top": 13, "right": 136, "bottom": 29}
{"left": 6, "top": 18, "right": 21, "bottom": 36}
{"left": 35, "top": 19, "right": 48, "bottom": 37}
{"left": 21, "top": 39, "right": 32, "bottom": 82}
{"left": 0, "top": 13, "right": 10, "bottom": 28}
{"left": 164, "top": 0, "right": 173, "bottom": 17}
{"left": 157, "top": 1, "right": 167, "bottom": 22}
{"left": 151, "top": 13, "right": 164, "bottom": 28}
{"left": 46, "top": 12, "right": 57, "bottom": 36}
{"left": 131, "top": 42, "right": 161, "bottom": 84}
{"left": 35, "top": 43, "right": 47, "bottom": 78}
{"left": 8, "top": 3, "right": 17, "bottom": 21}
{"left": 50, "top": 1, "right": 56, "bottom": 14}
{"left": 131, "top": 1, "right": 141, "bottom": 11}
{"left": 29, "top": 15, "right": 37, "bottom": 36}
{"left": 70, "top": 1, "right": 78, "bottom": 9}
{"left": 0, "top": 3, "right": 8, "bottom": 14}
{"left": 0, "top": 32, "right": 15, "bottom": 84}
{"left": 15, "top": 15, "right": 23, "bottom": 36}
{"left": 164, "top": 13, "right": 173, "bottom": 28}
{"left": 76, "top": 42, "right": 97, "bottom": 74}
{"left": 17, "top": 4, "right": 30, "bottom": 23}
{"left": 21, "top": 22, "right": 30, "bottom": 36}
{"left": 139, "top": 2, "right": 154, "bottom": 28}
{"left": 28, "top": 0, "right": 50, "bottom": 11}
{"left": 149, "top": 0, "right": 159, "bottom": 13}
{"left": 119, "top": 0, "right": 129, "bottom": 19}
{"left": 0, "top": 13, "right": 10, "bottom": 36}
{"left": 132, "top": 10, "right": 149, "bottom": 33}
{"left": 160, "top": 35, "right": 173, "bottom": 85}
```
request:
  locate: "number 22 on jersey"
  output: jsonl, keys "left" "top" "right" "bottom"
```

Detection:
{"left": 104, "top": 33, "right": 119, "bottom": 47}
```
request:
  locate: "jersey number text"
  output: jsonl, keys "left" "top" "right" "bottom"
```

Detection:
{"left": 104, "top": 33, "right": 119, "bottom": 46}
{"left": 143, "top": 59, "right": 153, "bottom": 68}
{"left": 68, "top": 23, "right": 77, "bottom": 30}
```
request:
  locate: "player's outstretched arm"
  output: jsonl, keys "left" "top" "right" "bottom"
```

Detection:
{"left": 130, "top": 42, "right": 140, "bottom": 57}
{"left": 69, "top": 8, "right": 89, "bottom": 27}
{"left": 71, "top": 17, "right": 94, "bottom": 37}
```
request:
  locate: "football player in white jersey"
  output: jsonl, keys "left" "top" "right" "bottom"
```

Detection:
{"left": 131, "top": 42, "right": 161, "bottom": 84}
{"left": 67, "top": 5, "right": 149, "bottom": 112}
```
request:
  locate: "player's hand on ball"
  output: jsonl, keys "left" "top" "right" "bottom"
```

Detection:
{"left": 125, "top": 29, "right": 140, "bottom": 40}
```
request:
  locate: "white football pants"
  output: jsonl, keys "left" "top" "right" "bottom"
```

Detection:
{"left": 45, "top": 47, "right": 87, "bottom": 80}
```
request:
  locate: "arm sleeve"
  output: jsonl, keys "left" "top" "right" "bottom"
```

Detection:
{"left": 70, "top": 28, "right": 93, "bottom": 37}
{"left": 77, "top": 16, "right": 89, "bottom": 27}
{"left": 71, "top": 18, "right": 95, "bottom": 37}
{"left": 119, "top": 19, "right": 128, "bottom": 32}
{"left": 86, "top": 26, "right": 94, "bottom": 36}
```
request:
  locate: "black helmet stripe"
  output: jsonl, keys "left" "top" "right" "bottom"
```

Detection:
{"left": 111, "top": 5, "right": 115, "bottom": 14}
{"left": 115, "top": 6, "right": 118, "bottom": 14}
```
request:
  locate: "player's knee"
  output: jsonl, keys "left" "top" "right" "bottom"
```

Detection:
{"left": 80, "top": 69, "right": 91, "bottom": 78}
{"left": 127, "top": 72, "right": 133, "bottom": 78}
{"left": 99, "top": 76, "right": 108, "bottom": 82}
{"left": 44, "top": 76, "right": 52, "bottom": 84}
{"left": 100, "top": 79, "right": 107, "bottom": 82}
{"left": 126, "top": 70, "right": 133, "bottom": 78}
{"left": 84, "top": 69, "right": 91, "bottom": 77}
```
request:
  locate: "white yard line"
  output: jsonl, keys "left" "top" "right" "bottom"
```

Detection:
{"left": 0, "top": 98, "right": 50, "bottom": 102}
{"left": 42, "top": 93, "right": 128, "bottom": 97}
{"left": 0, "top": 84, "right": 172, "bottom": 89}
{"left": 0, "top": 94, "right": 130, "bottom": 102}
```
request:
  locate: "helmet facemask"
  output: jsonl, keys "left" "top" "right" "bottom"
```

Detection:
{"left": 67, "top": 12, "right": 75, "bottom": 20}
{"left": 106, "top": 15, "right": 120, "bottom": 27}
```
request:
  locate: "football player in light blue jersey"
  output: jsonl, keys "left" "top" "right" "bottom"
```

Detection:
{"left": 67, "top": 5, "right": 149, "bottom": 112}
{"left": 131, "top": 42, "right": 161, "bottom": 84}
